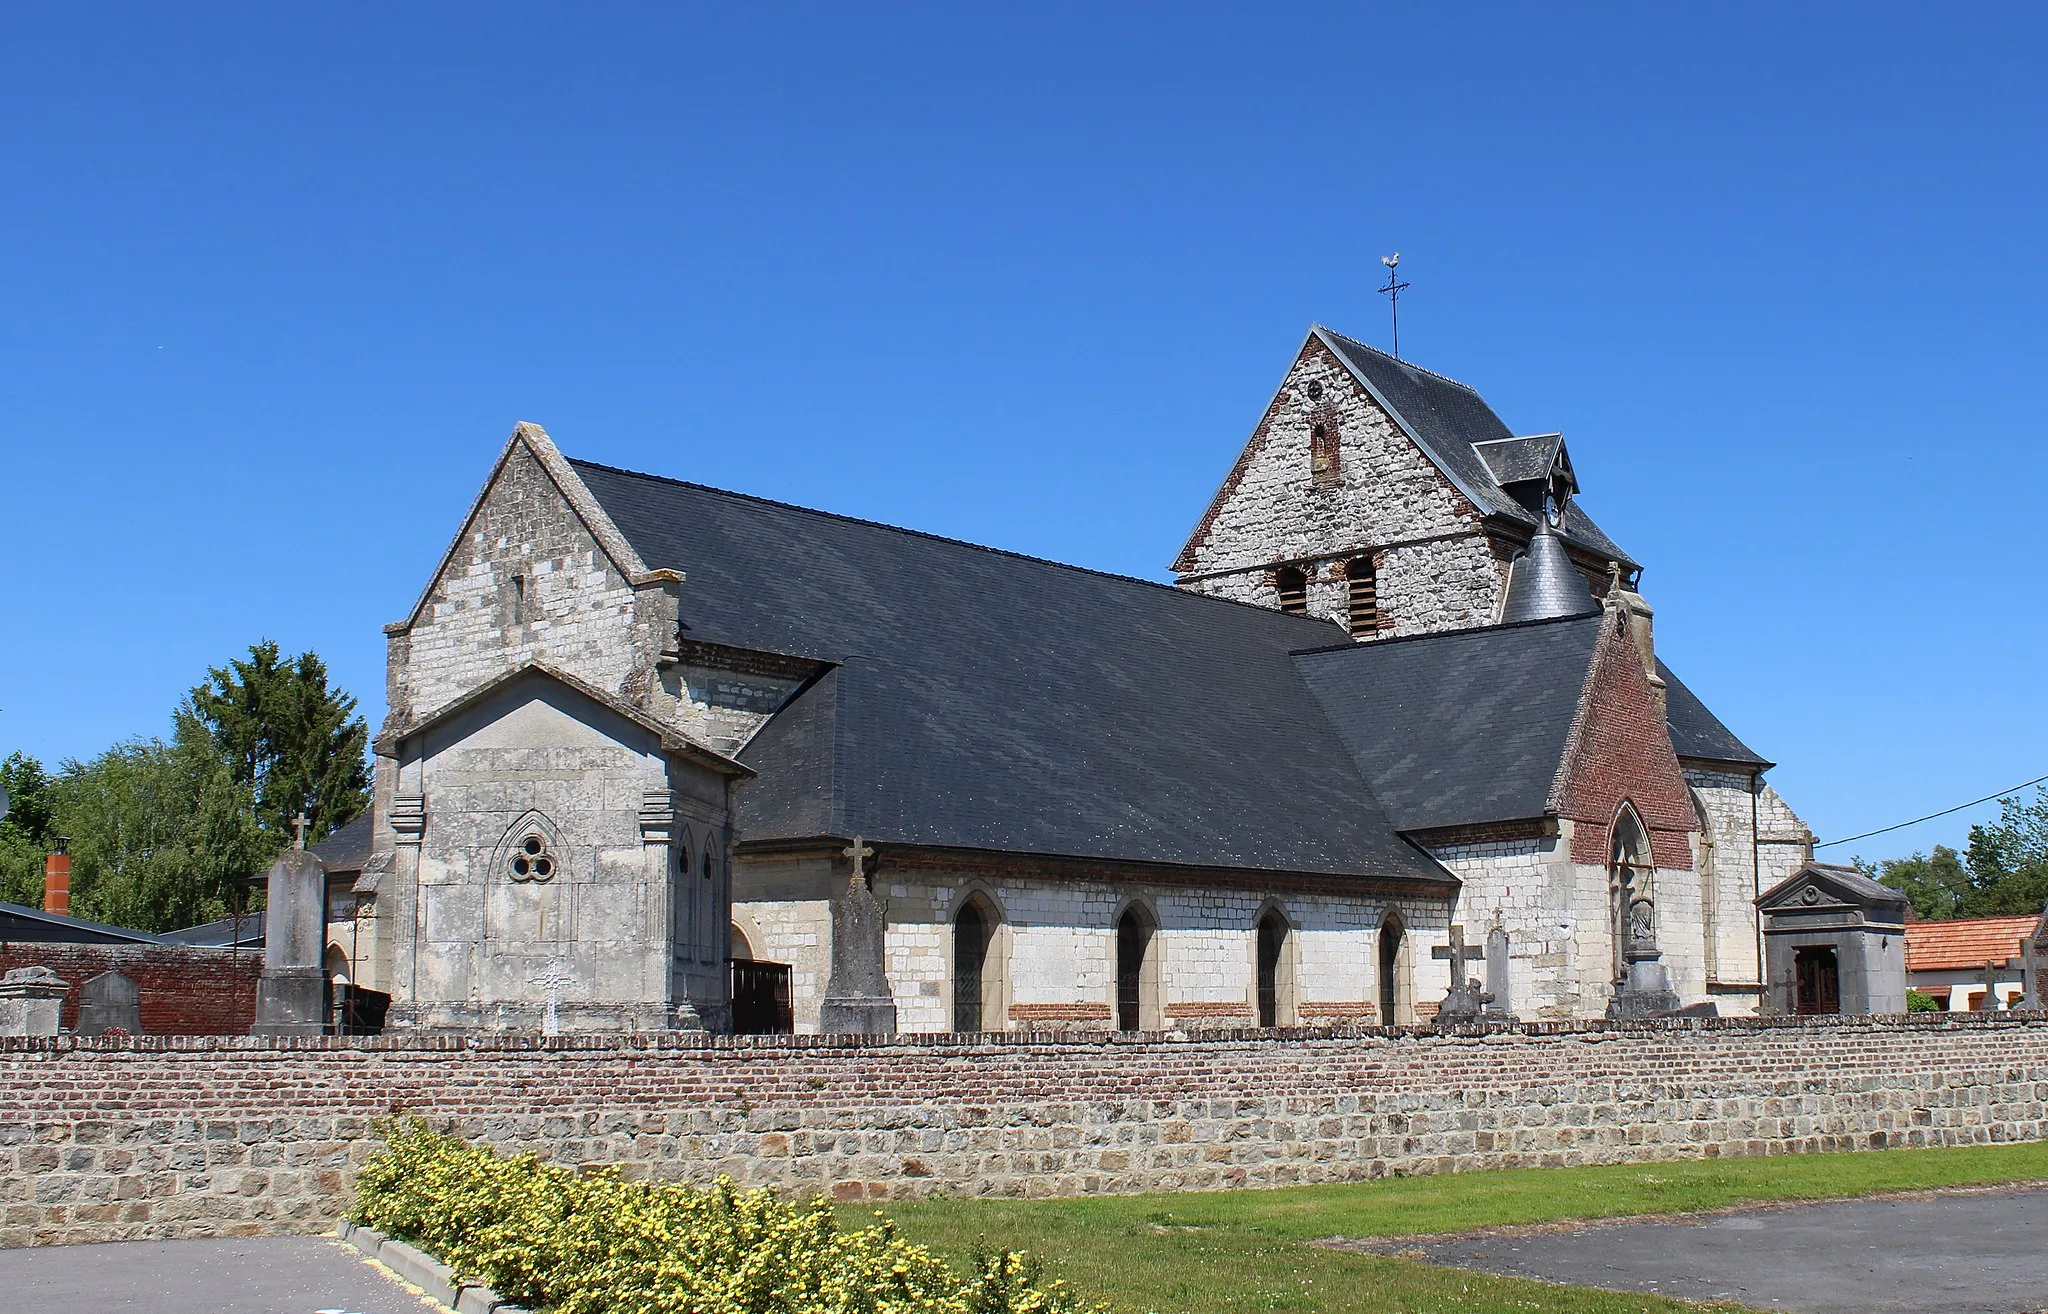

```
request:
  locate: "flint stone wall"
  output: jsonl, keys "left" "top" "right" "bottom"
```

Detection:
{"left": 2, "top": 1013, "right": 2044, "bottom": 1247}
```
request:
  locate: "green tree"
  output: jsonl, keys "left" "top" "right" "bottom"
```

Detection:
{"left": 1961, "top": 786, "right": 2048, "bottom": 916}
{"left": 46, "top": 716, "right": 273, "bottom": 931}
{"left": 0, "top": 751, "right": 55, "bottom": 906}
{"left": 1863, "top": 786, "right": 2048, "bottom": 920}
{"left": 187, "top": 640, "right": 370, "bottom": 843}
{"left": 1862, "top": 845, "right": 1973, "bottom": 920}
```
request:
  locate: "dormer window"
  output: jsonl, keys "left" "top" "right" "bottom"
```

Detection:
{"left": 1345, "top": 557, "right": 1379, "bottom": 637}
{"left": 1275, "top": 566, "right": 1308, "bottom": 615}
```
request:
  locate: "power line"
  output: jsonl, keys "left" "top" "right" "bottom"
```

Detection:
{"left": 1813, "top": 772, "right": 2048, "bottom": 851}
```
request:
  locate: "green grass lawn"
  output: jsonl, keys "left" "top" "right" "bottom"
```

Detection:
{"left": 851, "top": 1141, "right": 2048, "bottom": 1314}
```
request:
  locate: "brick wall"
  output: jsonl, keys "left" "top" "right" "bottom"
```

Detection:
{"left": 2, "top": 1014, "right": 2043, "bottom": 1246}
{"left": 1557, "top": 612, "right": 1697, "bottom": 867}
{"left": 0, "top": 943, "right": 261, "bottom": 1036}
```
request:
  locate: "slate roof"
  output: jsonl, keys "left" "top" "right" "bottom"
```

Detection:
{"left": 1294, "top": 615, "right": 1605, "bottom": 833}
{"left": 1473, "top": 433, "right": 1567, "bottom": 488}
{"left": 573, "top": 461, "right": 1449, "bottom": 883}
{"left": 1905, "top": 915, "right": 2039, "bottom": 973}
{"left": 160, "top": 912, "right": 266, "bottom": 948}
{"left": 1660, "top": 663, "right": 1770, "bottom": 767}
{"left": 1758, "top": 861, "right": 1908, "bottom": 915}
{"left": 310, "top": 810, "right": 375, "bottom": 875}
{"left": 1315, "top": 329, "right": 1636, "bottom": 569}
{"left": 0, "top": 900, "right": 167, "bottom": 945}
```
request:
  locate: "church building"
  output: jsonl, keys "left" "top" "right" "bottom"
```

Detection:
{"left": 345, "top": 325, "right": 1813, "bottom": 1032}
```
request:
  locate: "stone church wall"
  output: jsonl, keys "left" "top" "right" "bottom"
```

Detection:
{"left": 3, "top": 1015, "right": 2043, "bottom": 1246}
{"left": 743, "top": 861, "right": 1454, "bottom": 1034}
{"left": 1173, "top": 339, "right": 1504, "bottom": 637}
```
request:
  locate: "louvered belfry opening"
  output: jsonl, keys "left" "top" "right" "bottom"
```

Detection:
{"left": 1345, "top": 557, "right": 1378, "bottom": 638}
{"left": 1275, "top": 565, "right": 1308, "bottom": 616}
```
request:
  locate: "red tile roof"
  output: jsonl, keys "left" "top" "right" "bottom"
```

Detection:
{"left": 1904, "top": 915, "right": 2039, "bottom": 972}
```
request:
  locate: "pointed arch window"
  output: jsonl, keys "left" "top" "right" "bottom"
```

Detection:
{"left": 1609, "top": 804, "right": 1656, "bottom": 985}
{"left": 1345, "top": 557, "right": 1379, "bottom": 638}
{"left": 1275, "top": 566, "right": 1309, "bottom": 616}
{"left": 1377, "top": 914, "right": 1406, "bottom": 1026}
{"left": 1114, "top": 904, "right": 1159, "bottom": 1031}
{"left": 953, "top": 894, "right": 1003, "bottom": 1033}
{"left": 1255, "top": 907, "right": 1294, "bottom": 1028}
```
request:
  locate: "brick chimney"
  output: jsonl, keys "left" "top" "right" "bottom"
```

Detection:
{"left": 43, "top": 839, "right": 70, "bottom": 917}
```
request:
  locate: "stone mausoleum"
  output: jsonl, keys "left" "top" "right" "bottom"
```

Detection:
{"left": 340, "top": 325, "right": 1815, "bottom": 1033}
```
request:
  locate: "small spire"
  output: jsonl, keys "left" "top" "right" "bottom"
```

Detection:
{"left": 1501, "top": 518, "right": 1600, "bottom": 624}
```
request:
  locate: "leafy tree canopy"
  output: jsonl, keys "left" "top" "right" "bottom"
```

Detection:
{"left": 1862, "top": 786, "right": 2048, "bottom": 920}
{"left": 188, "top": 640, "right": 370, "bottom": 843}
{"left": 1, "top": 642, "right": 370, "bottom": 932}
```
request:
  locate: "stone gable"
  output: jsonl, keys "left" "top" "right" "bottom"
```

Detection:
{"left": 1172, "top": 335, "right": 1506, "bottom": 637}
{"left": 386, "top": 431, "right": 675, "bottom": 735}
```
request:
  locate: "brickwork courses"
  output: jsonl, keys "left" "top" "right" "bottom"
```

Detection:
{"left": 2, "top": 1014, "right": 2043, "bottom": 1247}
{"left": 0, "top": 944, "right": 262, "bottom": 1036}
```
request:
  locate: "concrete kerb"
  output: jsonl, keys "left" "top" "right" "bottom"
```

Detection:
{"left": 337, "top": 1219, "right": 530, "bottom": 1314}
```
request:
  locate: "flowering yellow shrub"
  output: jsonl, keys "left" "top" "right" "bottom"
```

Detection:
{"left": 351, "top": 1121, "right": 1103, "bottom": 1314}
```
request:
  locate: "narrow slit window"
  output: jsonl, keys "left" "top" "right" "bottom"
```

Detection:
{"left": 1310, "top": 420, "right": 1340, "bottom": 487}
{"left": 1275, "top": 566, "right": 1308, "bottom": 616}
{"left": 1345, "top": 557, "right": 1378, "bottom": 637}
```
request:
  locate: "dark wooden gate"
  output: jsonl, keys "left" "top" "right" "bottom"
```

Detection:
{"left": 1794, "top": 946, "right": 1841, "bottom": 1015}
{"left": 730, "top": 959, "right": 793, "bottom": 1034}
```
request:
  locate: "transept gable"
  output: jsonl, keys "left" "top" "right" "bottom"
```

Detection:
{"left": 388, "top": 422, "right": 674, "bottom": 636}
{"left": 1551, "top": 608, "right": 1697, "bottom": 870}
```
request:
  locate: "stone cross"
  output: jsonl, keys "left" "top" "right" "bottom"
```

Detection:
{"left": 532, "top": 958, "right": 572, "bottom": 1036}
{"left": 291, "top": 813, "right": 310, "bottom": 851}
{"left": 842, "top": 837, "right": 875, "bottom": 887}
{"left": 1978, "top": 958, "right": 2006, "bottom": 1011}
{"left": 1431, "top": 924, "right": 1484, "bottom": 986}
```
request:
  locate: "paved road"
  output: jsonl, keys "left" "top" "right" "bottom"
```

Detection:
{"left": 1404, "top": 1186, "right": 2048, "bottom": 1313}
{"left": 0, "top": 1236, "right": 430, "bottom": 1314}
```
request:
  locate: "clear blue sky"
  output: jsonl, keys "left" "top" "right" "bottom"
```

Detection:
{"left": 4, "top": 5, "right": 2043, "bottom": 864}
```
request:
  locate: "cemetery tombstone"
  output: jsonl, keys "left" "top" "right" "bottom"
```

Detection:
{"left": 252, "top": 836, "right": 330, "bottom": 1037}
{"left": 0, "top": 966, "right": 70, "bottom": 1037}
{"left": 77, "top": 969, "right": 141, "bottom": 1036}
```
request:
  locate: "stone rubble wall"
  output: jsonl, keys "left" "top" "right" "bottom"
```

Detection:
{"left": 3, "top": 1014, "right": 2044, "bottom": 1247}
{"left": 1173, "top": 339, "right": 1505, "bottom": 637}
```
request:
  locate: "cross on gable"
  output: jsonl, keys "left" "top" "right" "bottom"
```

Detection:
{"left": 1431, "top": 924, "right": 1484, "bottom": 978}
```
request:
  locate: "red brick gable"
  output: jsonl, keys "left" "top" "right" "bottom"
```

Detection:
{"left": 1552, "top": 608, "right": 1696, "bottom": 870}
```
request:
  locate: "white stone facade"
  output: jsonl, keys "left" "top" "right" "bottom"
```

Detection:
{"left": 737, "top": 861, "right": 1452, "bottom": 1034}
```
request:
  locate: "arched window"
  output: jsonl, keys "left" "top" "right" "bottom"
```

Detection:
{"left": 1345, "top": 557, "right": 1379, "bottom": 638}
{"left": 1609, "top": 804, "right": 1655, "bottom": 985}
{"left": 1255, "top": 907, "right": 1293, "bottom": 1028}
{"left": 1275, "top": 566, "right": 1309, "bottom": 616}
{"left": 1377, "top": 914, "right": 1405, "bottom": 1026}
{"left": 1690, "top": 788, "right": 1719, "bottom": 981}
{"left": 1115, "top": 904, "right": 1159, "bottom": 1031}
{"left": 953, "top": 894, "right": 1002, "bottom": 1033}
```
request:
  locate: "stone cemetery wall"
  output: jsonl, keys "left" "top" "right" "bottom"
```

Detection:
{"left": 0, "top": 944, "right": 261, "bottom": 1036}
{"left": 1, "top": 1012, "right": 2044, "bottom": 1247}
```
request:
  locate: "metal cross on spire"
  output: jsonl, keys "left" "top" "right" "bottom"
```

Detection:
{"left": 1378, "top": 252, "right": 1411, "bottom": 359}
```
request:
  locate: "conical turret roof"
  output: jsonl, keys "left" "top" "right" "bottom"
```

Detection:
{"left": 1502, "top": 518, "right": 1600, "bottom": 624}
